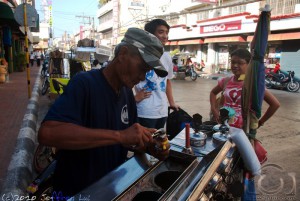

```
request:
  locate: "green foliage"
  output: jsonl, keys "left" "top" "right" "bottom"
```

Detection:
{"left": 99, "top": 0, "right": 109, "bottom": 6}
{"left": 15, "top": 52, "right": 27, "bottom": 71}
{"left": 170, "top": 49, "right": 180, "bottom": 56}
{"left": 17, "top": 52, "right": 27, "bottom": 65}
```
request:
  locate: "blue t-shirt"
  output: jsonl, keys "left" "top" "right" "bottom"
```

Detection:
{"left": 43, "top": 68, "right": 137, "bottom": 197}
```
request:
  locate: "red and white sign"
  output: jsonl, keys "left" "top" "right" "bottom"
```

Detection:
{"left": 200, "top": 20, "right": 242, "bottom": 34}
{"left": 80, "top": 26, "right": 83, "bottom": 40}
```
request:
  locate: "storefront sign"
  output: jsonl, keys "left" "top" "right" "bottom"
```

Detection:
{"left": 200, "top": 20, "right": 242, "bottom": 34}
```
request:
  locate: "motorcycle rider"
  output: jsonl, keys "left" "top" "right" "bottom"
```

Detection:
{"left": 273, "top": 61, "right": 281, "bottom": 74}
{"left": 270, "top": 61, "right": 282, "bottom": 80}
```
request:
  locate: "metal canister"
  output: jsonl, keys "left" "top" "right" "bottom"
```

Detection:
{"left": 190, "top": 131, "right": 207, "bottom": 147}
{"left": 152, "top": 128, "right": 170, "bottom": 153}
{"left": 153, "top": 130, "right": 169, "bottom": 153}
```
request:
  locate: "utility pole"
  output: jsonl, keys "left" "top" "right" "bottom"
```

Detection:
{"left": 75, "top": 15, "right": 94, "bottom": 39}
{"left": 23, "top": 1, "right": 31, "bottom": 98}
{"left": 92, "top": 17, "right": 95, "bottom": 39}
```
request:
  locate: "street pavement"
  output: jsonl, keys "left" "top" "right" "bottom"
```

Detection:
{"left": 0, "top": 65, "right": 40, "bottom": 193}
{"left": 170, "top": 78, "right": 300, "bottom": 200}
{"left": 1, "top": 69, "right": 299, "bottom": 199}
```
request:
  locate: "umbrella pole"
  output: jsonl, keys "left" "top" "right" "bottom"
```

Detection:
{"left": 246, "top": 113, "right": 250, "bottom": 134}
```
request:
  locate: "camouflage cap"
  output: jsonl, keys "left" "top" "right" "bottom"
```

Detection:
{"left": 122, "top": 28, "right": 168, "bottom": 77}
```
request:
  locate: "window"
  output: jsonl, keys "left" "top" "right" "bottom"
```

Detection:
{"left": 228, "top": 5, "right": 246, "bottom": 15}
{"left": 99, "top": 10, "right": 113, "bottom": 25}
{"left": 103, "top": 30, "right": 112, "bottom": 39}
{"left": 197, "top": 11, "right": 209, "bottom": 21}
{"left": 261, "top": 0, "right": 300, "bottom": 15}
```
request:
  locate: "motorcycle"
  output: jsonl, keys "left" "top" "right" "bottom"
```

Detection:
{"left": 265, "top": 67, "right": 286, "bottom": 80}
{"left": 175, "top": 64, "right": 198, "bottom": 81}
{"left": 41, "top": 59, "right": 49, "bottom": 79}
{"left": 172, "top": 55, "right": 198, "bottom": 81}
{"left": 41, "top": 72, "right": 50, "bottom": 96}
{"left": 265, "top": 70, "right": 300, "bottom": 92}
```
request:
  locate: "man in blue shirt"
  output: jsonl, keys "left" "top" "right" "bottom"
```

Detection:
{"left": 38, "top": 28, "right": 170, "bottom": 198}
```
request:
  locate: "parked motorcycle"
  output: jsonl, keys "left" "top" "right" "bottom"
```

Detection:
{"left": 41, "top": 72, "right": 50, "bottom": 96}
{"left": 173, "top": 64, "right": 198, "bottom": 81}
{"left": 178, "top": 64, "right": 198, "bottom": 81}
{"left": 265, "top": 70, "right": 300, "bottom": 92}
{"left": 41, "top": 59, "right": 49, "bottom": 79}
{"left": 265, "top": 67, "right": 286, "bottom": 80}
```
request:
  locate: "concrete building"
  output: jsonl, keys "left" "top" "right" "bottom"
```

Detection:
{"left": 165, "top": 0, "right": 300, "bottom": 75}
{"left": 32, "top": 22, "right": 49, "bottom": 50}
{"left": 94, "top": 0, "right": 300, "bottom": 75}
{"left": 0, "top": 0, "right": 38, "bottom": 74}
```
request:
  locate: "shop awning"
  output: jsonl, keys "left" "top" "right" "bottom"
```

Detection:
{"left": 166, "top": 41, "right": 178, "bottom": 46}
{"left": 204, "top": 36, "right": 246, "bottom": 43}
{"left": 247, "top": 32, "right": 300, "bottom": 42}
{"left": 177, "top": 39, "right": 204, "bottom": 45}
{"left": 0, "top": 2, "right": 20, "bottom": 28}
{"left": 33, "top": 41, "right": 48, "bottom": 49}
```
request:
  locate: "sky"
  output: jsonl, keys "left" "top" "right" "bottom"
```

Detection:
{"left": 35, "top": 0, "right": 98, "bottom": 38}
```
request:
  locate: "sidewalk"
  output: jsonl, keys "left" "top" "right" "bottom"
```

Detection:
{"left": 197, "top": 71, "right": 233, "bottom": 80}
{"left": 0, "top": 65, "right": 40, "bottom": 192}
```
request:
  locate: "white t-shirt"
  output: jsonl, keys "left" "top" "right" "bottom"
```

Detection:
{"left": 30, "top": 53, "right": 35, "bottom": 60}
{"left": 135, "top": 52, "right": 174, "bottom": 118}
{"left": 36, "top": 51, "right": 41, "bottom": 59}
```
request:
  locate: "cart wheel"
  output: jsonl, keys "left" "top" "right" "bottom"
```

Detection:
{"left": 34, "top": 145, "right": 55, "bottom": 173}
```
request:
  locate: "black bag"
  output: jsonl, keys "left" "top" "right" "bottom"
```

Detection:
{"left": 166, "top": 107, "right": 192, "bottom": 140}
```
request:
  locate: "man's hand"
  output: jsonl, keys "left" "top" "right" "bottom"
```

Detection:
{"left": 119, "top": 123, "right": 155, "bottom": 150}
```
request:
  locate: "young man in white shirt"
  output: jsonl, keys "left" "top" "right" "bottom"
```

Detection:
{"left": 134, "top": 19, "right": 179, "bottom": 129}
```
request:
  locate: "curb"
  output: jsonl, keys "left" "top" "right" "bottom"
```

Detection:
{"left": 199, "top": 72, "right": 232, "bottom": 80}
{"left": 0, "top": 72, "right": 40, "bottom": 197}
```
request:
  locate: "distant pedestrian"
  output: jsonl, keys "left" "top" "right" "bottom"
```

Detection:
{"left": 36, "top": 51, "right": 41, "bottom": 67}
{"left": 92, "top": 59, "right": 101, "bottom": 69}
{"left": 30, "top": 52, "right": 35, "bottom": 67}
{"left": 200, "top": 59, "right": 205, "bottom": 71}
{"left": 41, "top": 52, "right": 45, "bottom": 62}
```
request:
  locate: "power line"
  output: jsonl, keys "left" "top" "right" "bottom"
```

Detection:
{"left": 83, "top": 0, "right": 98, "bottom": 12}
{"left": 75, "top": 14, "right": 95, "bottom": 38}
{"left": 36, "top": 9, "right": 97, "bottom": 17}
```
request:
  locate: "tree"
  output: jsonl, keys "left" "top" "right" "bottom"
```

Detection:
{"left": 99, "top": 0, "right": 110, "bottom": 7}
